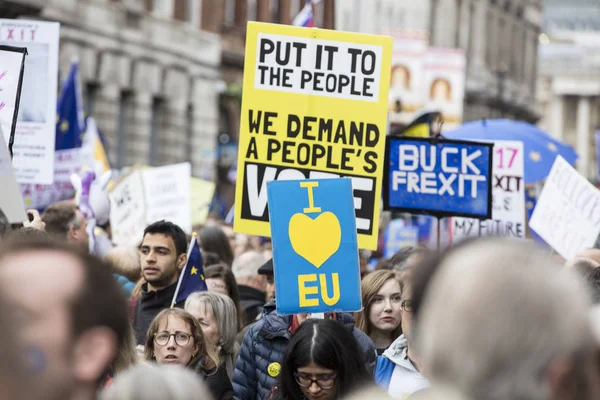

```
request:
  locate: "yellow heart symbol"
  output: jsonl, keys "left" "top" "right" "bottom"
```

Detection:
{"left": 288, "top": 212, "right": 341, "bottom": 268}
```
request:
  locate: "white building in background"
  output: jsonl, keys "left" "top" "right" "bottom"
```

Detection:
{"left": 1, "top": 0, "right": 222, "bottom": 181}
{"left": 335, "top": 0, "right": 543, "bottom": 124}
{"left": 537, "top": 0, "right": 600, "bottom": 180}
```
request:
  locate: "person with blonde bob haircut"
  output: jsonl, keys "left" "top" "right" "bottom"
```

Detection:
{"left": 144, "top": 308, "right": 233, "bottom": 400}
{"left": 185, "top": 291, "right": 241, "bottom": 379}
{"left": 100, "top": 363, "right": 214, "bottom": 400}
{"left": 355, "top": 270, "right": 403, "bottom": 354}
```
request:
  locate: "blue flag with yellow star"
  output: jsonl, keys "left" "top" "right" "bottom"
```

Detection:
{"left": 55, "top": 60, "right": 85, "bottom": 150}
{"left": 172, "top": 236, "right": 207, "bottom": 306}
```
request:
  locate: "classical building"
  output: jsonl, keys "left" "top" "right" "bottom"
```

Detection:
{"left": 335, "top": 0, "right": 543, "bottom": 124}
{"left": 537, "top": 0, "right": 600, "bottom": 180}
{"left": 2, "top": 0, "right": 222, "bottom": 182}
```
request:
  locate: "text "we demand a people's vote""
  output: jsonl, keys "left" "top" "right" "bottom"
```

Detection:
{"left": 392, "top": 145, "right": 486, "bottom": 198}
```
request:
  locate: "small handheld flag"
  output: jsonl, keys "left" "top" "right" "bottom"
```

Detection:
{"left": 293, "top": 0, "right": 315, "bottom": 27}
{"left": 171, "top": 233, "right": 207, "bottom": 307}
{"left": 55, "top": 58, "right": 85, "bottom": 151}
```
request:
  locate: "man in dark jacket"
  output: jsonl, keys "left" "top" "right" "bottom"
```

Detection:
{"left": 132, "top": 220, "right": 188, "bottom": 344}
{"left": 232, "top": 299, "right": 378, "bottom": 400}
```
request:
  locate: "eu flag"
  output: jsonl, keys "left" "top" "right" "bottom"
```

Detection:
{"left": 172, "top": 236, "right": 207, "bottom": 306}
{"left": 55, "top": 59, "right": 85, "bottom": 150}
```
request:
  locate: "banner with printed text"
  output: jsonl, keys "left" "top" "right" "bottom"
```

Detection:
{"left": 383, "top": 136, "right": 493, "bottom": 219}
{"left": 0, "top": 45, "right": 27, "bottom": 153}
{"left": 0, "top": 19, "right": 60, "bottom": 185}
{"left": 234, "top": 22, "right": 392, "bottom": 250}
{"left": 529, "top": 156, "right": 600, "bottom": 259}
{"left": 452, "top": 141, "right": 525, "bottom": 242}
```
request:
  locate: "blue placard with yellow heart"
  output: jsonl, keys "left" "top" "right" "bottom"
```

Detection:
{"left": 267, "top": 178, "right": 362, "bottom": 315}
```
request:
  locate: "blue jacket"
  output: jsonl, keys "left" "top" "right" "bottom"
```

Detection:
{"left": 232, "top": 299, "right": 377, "bottom": 400}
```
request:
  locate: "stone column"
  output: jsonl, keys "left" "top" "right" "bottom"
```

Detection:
{"left": 190, "top": 77, "right": 219, "bottom": 182}
{"left": 468, "top": 0, "right": 487, "bottom": 77}
{"left": 432, "top": 0, "right": 458, "bottom": 47}
{"left": 577, "top": 96, "right": 591, "bottom": 177}
{"left": 93, "top": 84, "right": 121, "bottom": 164}
{"left": 123, "top": 91, "right": 153, "bottom": 166}
{"left": 163, "top": 68, "right": 191, "bottom": 165}
{"left": 550, "top": 95, "right": 564, "bottom": 141}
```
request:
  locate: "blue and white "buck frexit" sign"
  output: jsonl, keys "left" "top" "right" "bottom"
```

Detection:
{"left": 384, "top": 137, "right": 493, "bottom": 219}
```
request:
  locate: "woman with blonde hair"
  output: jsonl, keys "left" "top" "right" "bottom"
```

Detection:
{"left": 144, "top": 308, "right": 233, "bottom": 399}
{"left": 185, "top": 291, "right": 241, "bottom": 379}
{"left": 355, "top": 270, "right": 403, "bottom": 355}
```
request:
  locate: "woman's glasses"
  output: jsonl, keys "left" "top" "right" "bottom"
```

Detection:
{"left": 154, "top": 331, "right": 193, "bottom": 347}
{"left": 401, "top": 299, "right": 413, "bottom": 312}
{"left": 294, "top": 372, "right": 336, "bottom": 390}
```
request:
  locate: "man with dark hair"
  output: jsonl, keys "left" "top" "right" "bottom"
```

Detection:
{"left": 133, "top": 220, "right": 188, "bottom": 344}
{"left": 0, "top": 236, "right": 128, "bottom": 400}
{"left": 42, "top": 202, "right": 89, "bottom": 250}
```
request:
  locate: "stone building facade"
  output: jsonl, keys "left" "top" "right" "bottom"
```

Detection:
{"left": 335, "top": 0, "right": 543, "bottom": 124}
{"left": 537, "top": 0, "right": 600, "bottom": 180}
{"left": 2, "top": 0, "right": 222, "bottom": 181}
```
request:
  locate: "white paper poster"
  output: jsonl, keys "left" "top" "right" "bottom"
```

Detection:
{"left": 142, "top": 162, "right": 192, "bottom": 234}
{"left": 20, "top": 148, "right": 81, "bottom": 209}
{"left": 423, "top": 48, "right": 466, "bottom": 130}
{"left": 0, "top": 126, "right": 26, "bottom": 223}
{"left": 0, "top": 19, "right": 60, "bottom": 185}
{"left": 109, "top": 169, "right": 147, "bottom": 247}
{"left": 0, "top": 45, "right": 26, "bottom": 149}
{"left": 387, "top": 31, "right": 428, "bottom": 126}
{"left": 530, "top": 156, "right": 600, "bottom": 259}
{"left": 452, "top": 141, "right": 525, "bottom": 242}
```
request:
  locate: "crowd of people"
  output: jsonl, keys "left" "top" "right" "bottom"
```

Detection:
{"left": 0, "top": 202, "right": 600, "bottom": 400}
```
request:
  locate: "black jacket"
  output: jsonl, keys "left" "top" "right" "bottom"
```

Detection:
{"left": 133, "top": 282, "right": 184, "bottom": 345}
{"left": 238, "top": 285, "right": 266, "bottom": 326}
{"left": 232, "top": 299, "right": 378, "bottom": 400}
{"left": 202, "top": 364, "right": 234, "bottom": 400}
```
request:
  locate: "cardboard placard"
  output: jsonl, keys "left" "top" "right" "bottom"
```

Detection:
{"left": 268, "top": 178, "right": 361, "bottom": 314}
{"left": 109, "top": 169, "right": 147, "bottom": 246}
{"left": 0, "top": 19, "right": 60, "bottom": 185}
{"left": 530, "top": 156, "right": 600, "bottom": 259}
{"left": 0, "top": 126, "right": 26, "bottom": 223}
{"left": 0, "top": 44, "right": 27, "bottom": 154}
{"left": 233, "top": 22, "right": 392, "bottom": 250}
{"left": 452, "top": 141, "right": 525, "bottom": 241}
{"left": 142, "top": 162, "right": 192, "bottom": 233}
{"left": 383, "top": 136, "right": 493, "bottom": 219}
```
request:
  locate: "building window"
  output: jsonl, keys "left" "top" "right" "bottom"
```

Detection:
{"left": 174, "top": 0, "right": 187, "bottom": 21}
{"left": 248, "top": 0, "right": 257, "bottom": 21}
{"left": 84, "top": 83, "right": 99, "bottom": 118}
{"left": 225, "top": 0, "right": 236, "bottom": 26}
{"left": 290, "top": 0, "right": 301, "bottom": 21}
{"left": 144, "top": 0, "right": 153, "bottom": 12}
{"left": 271, "top": 0, "right": 279, "bottom": 23}
{"left": 116, "top": 91, "right": 133, "bottom": 169}
{"left": 149, "top": 97, "right": 166, "bottom": 166}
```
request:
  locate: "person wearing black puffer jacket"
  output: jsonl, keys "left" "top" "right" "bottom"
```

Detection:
{"left": 232, "top": 298, "right": 377, "bottom": 400}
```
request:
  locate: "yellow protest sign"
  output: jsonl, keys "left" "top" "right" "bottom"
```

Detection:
{"left": 233, "top": 22, "right": 392, "bottom": 250}
{"left": 190, "top": 178, "right": 215, "bottom": 226}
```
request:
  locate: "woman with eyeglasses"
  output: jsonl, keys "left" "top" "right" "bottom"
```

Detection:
{"left": 268, "top": 319, "right": 373, "bottom": 400}
{"left": 144, "top": 308, "right": 233, "bottom": 400}
{"left": 375, "top": 269, "right": 429, "bottom": 398}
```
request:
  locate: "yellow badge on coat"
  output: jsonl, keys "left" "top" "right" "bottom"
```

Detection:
{"left": 268, "top": 362, "right": 281, "bottom": 377}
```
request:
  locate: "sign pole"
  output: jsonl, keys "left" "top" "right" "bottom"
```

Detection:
{"left": 436, "top": 217, "right": 441, "bottom": 250}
